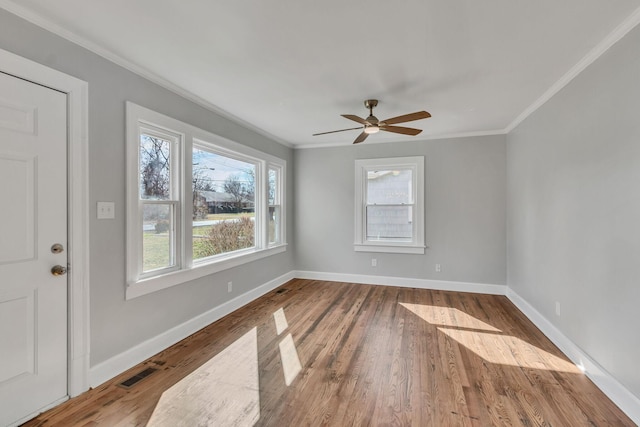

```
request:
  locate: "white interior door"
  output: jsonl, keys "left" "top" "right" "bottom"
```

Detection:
{"left": 0, "top": 72, "right": 68, "bottom": 426}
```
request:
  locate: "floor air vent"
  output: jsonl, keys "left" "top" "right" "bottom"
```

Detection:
{"left": 118, "top": 367, "right": 157, "bottom": 389}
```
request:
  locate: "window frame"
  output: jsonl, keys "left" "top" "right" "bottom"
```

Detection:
{"left": 126, "top": 102, "right": 287, "bottom": 299}
{"left": 354, "top": 156, "right": 425, "bottom": 254}
{"left": 137, "top": 126, "right": 182, "bottom": 278}
{"left": 267, "top": 163, "right": 285, "bottom": 246}
{"left": 190, "top": 139, "right": 262, "bottom": 265}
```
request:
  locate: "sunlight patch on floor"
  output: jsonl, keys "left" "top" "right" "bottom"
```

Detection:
{"left": 273, "top": 307, "right": 288, "bottom": 335}
{"left": 400, "top": 302, "right": 501, "bottom": 332}
{"left": 147, "top": 327, "right": 260, "bottom": 427}
{"left": 278, "top": 333, "right": 302, "bottom": 386}
{"left": 438, "top": 327, "right": 581, "bottom": 373}
{"left": 273, "top": 308, "right": 301, "bottom": 386}
{"left": 400, "top": 302, "right": 580, "bottom": 373}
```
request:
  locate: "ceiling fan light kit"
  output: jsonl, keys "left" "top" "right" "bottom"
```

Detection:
{"left": 313, "top": 99, "right": 431, "bottom": 144}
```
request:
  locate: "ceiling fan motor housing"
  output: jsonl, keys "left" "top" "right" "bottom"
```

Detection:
{"left": 365, "top": 99, "right": 379, "bottom": 125}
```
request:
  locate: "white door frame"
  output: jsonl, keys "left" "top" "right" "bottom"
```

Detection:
{"left": 0, "top": 48, "right": 90, "bottom": 397}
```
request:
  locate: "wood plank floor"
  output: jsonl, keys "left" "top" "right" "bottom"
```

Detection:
{"left": 23, "top": 279, "right": 634, "bottom": 426}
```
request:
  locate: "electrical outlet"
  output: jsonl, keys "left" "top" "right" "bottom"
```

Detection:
{"left": 371, "top": 258, "right": 377, "bottom": 267}
{"left": 555, "top": 301, "right": 561, "bottom": 316}
{"left": 228, "top": 281, "right": 233, "bottom": 293}
{"left": 435, "top": 263, "right": 441, "bottom": 272}
{"left": 97, "top": 202, "right": 115, "bottom": 219}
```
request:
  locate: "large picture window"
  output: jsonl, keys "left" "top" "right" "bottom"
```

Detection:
{"left": 126, "top": 102, "right": 286, "bottom": 299}
{"left": 192, "top": 145, "right": 258, "bottom": 261}
{"left": 354, "top": 156, "right": 425, "bottom": 254}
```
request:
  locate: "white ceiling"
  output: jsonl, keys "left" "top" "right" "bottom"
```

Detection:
{"left": 4, "top": 0, "right": 640, "bottom": 147}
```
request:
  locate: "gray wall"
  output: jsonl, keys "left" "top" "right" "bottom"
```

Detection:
{"left": 507, "top": 25, "right": 640, "bottom": 397}
{"left": 0, "top": 9, "right": 295, "bottom": 366}
{"left": 295, "top": 135, "right": 507, "bottom": 285}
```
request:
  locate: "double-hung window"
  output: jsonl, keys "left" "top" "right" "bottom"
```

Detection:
{"left": 268, "top": 165, "right": 283, "bottom": 245}
{"left": 138, "top": 127, "right": 182, "bottom": 275}
{"left": 126, "top": 102, "right": 286, "bottom": 299}
{"left": 354, "top": 156, "right": 425, "bottom": 254}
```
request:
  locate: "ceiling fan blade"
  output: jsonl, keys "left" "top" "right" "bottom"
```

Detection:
{"left": 313, "top": 126, "right": 363, "bottom": 136}
{"left": 341, "top": 114, "right": 369, "bottom": 125}
{"left": 353, "top": 132, "right": 369, "bottom": 144}
{"left": 381, "top": 111, "right": 431, "bottom": 125}
{"left": 380, "top": 125, "right": 423, "bottom": 136}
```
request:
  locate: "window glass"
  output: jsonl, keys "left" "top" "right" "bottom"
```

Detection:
{"left": 268, "top": 167, "right": 280, "bottom": 245}
{"left": 192, "top": 147, "right": 256, "bottom": 260}
{"left": 142, "top": 204, "right": 174, "bottom": 272}
{"left": 140, "top": 134, "right": 171, "bottom": 200}
{"left": 366, "top": 170, "right": 412, "bottom": 204}
{"left": 365, "top": 169, "right": 413, "bottom": 242}
{"left": 366, "top": 205, "right": 413, "bottom": 241}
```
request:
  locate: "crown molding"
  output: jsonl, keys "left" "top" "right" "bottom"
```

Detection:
{"left": 506, "top": 5, "right": 640, "bottom": 133}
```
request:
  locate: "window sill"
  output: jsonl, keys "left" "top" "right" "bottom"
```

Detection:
{"left": 126, "top": 244, "right": 288, "bottom": 300}
{"left": 354, "top": 244, "right": 425, "bottom": 255}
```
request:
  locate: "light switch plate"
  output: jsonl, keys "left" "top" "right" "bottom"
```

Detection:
{"left": 97, "top": 202, "right": 115, "bottom": 219}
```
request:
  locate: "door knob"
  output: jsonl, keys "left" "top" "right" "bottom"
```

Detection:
{"left": 51, "top": 265, "right": 67, "bottom": 276}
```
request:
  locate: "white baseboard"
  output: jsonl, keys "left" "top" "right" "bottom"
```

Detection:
{"left": 89, "top": 271, "right": 295, "bottom": 388}
{"left": 294, "top": 270, "right": 507, "bottom": 295}
{"left": 506, "top": 288, "right": 640, "bottom": 425}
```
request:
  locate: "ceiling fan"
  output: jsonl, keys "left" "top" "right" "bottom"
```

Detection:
{"left": 313, "top": 99, "right": 431, "bottom": 144}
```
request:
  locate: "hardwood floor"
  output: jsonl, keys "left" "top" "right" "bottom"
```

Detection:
{"left": 23, "top": 279, "right": 634, "bottom": 426}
